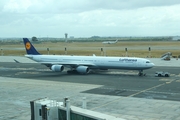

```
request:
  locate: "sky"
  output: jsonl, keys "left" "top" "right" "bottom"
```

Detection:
{"left": 0, "top": 0, "right": 180, "bottom": 38}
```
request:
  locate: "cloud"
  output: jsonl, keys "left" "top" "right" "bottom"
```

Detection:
{"left": 2, "top": 0, "right": 32, "bottom": 13}
{"left": 0, "top": 0, "right": 180, "bottom": 37}
{"left": 2, "top": 0, "right": 180, "bottom": 14}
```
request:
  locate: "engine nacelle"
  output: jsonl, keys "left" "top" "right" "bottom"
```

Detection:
{"left": 76, "top": 66, "right": 89, "bottom": 74}
{"left": 51, "top": 65, "right": 64, "bottom": 72}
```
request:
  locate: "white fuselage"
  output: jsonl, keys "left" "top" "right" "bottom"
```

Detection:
{"left": 102, "top": 40, "right": 118, "bottom": 44}
{"left": 26, "top": 55, "right": 154, "bottom": 70}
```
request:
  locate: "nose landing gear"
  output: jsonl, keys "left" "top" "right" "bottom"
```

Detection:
{"left": 138, "top": 70, "right": 146, "bottom": 76}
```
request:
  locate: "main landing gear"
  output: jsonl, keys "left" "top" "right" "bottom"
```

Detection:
{"left": 67, "top": 70, "right": 79, "bottom": 74}
{"left": 138, "top": 70, "right": 146, "bottom": 76}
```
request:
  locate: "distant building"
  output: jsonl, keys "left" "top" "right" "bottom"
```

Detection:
{"left": 70, "top": 36, "right": 74, "bottom": 39}
{"left": 91, "top": 36, "right": 100, "bottom": 38}
{"left": 172, "top": 36, "right": 180, "bottom": 41}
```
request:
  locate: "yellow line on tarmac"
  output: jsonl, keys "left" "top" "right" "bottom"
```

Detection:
{"left": 91, "top": 83, "right": 166, "bottom": 110}
{"left": 127, "top": 83, "right": 165, "bottom": 97}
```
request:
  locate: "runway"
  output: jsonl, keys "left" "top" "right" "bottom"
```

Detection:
{"left": 0, "top": 60, "right": 180, "bottom": 120}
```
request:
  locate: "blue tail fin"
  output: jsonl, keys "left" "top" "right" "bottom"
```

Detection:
{"left": 23, "top": 38, "right": 40, "bottom": 55}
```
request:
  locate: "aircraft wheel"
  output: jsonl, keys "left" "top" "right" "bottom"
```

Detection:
{"left": 138, "top": 73, "right": 143, "bottom": 76}
{"left": 67, "top": 70, "right": 78, "bottom": 74}
{"left": 165, "top": 74, "right": 169, "bottom": 77}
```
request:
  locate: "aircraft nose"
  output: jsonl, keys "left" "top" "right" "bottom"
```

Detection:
{"left": 151, "top": 63, "right": 155, "bottom": 67}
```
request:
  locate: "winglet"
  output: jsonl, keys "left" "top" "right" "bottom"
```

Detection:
{"left": 23, "top": 38, "right": 40, "bottom": 55}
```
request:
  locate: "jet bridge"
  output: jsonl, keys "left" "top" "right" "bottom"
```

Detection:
{"left": 30, "top": 97, "right": 125, "bottom": 120}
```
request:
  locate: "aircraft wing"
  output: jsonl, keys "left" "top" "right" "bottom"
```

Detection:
{"left": 39, "top": 61, "right": 96, "bottom": 67}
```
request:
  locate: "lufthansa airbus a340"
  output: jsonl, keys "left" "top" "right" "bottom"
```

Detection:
{"left": 22, "top": 38, "right": 154, "bottom": 76}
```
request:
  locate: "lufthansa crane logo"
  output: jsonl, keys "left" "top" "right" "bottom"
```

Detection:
{"left": 25, "top": 42, "right": 31, "bottom": 50}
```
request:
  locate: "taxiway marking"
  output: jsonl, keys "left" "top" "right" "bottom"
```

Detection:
{"left": 91, "top": 82, "right": 170, "bottom": 110}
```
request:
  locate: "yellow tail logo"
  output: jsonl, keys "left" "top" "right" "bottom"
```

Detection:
{"left": 25, "top": 42, "right": 31, "bottom": 50}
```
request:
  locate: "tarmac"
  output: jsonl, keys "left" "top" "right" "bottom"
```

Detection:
{"left": 0, "top": 56, "right": 180, "bottom": 120}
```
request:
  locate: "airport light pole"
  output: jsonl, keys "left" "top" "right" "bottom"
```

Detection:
{"left": 1, "top": 48, "right": 3, "bottom": 56}
{"left": 100, "top": 48, "right": 103, "bottom": 56}
{"left": 148, "top": 47, "right": 151, "bottom": 57}
{"left": 125, "top": 48, "right": 128, "bottom": 57}
{"left": 65, "top": 47, "right": 67, "bottom": 55}
{"left": 47, "top": 48, "right": 49, "bottom": 55}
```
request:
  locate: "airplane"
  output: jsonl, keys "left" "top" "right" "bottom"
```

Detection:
{"left": 102, "top": 39, "right": 118, "bottom": 44}
{"left": 22, "top": 38, "right": 154, "bottom": 76}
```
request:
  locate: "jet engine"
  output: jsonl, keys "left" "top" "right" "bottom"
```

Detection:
{"left": 76, "top": 66, "right": 90, "bottom": 74}
{"left": 51, "top": 65, "right": 64, "bottom": 72}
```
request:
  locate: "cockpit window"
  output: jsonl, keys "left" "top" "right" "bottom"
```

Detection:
{"left": 146, "top": 61, "right": 150, "bottom": 63}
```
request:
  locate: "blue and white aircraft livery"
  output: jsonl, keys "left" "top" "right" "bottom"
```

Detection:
{"left": 23, "top": 38, "right": 154, "bottom": 76}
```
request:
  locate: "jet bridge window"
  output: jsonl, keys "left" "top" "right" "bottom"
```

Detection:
{"left": 39, "top": 109, "right": 41, "bottom": 116}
